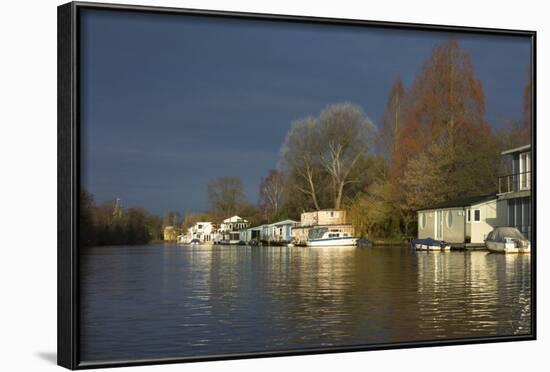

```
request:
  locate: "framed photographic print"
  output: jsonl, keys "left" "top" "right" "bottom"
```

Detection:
{"left": 58, "top": 1, "right": 536, "bottom": 369}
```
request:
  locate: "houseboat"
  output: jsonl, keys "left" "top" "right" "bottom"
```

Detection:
{"left": 292, "top": 210, "right": 355, "bottom": 246}
{"left": 416, "top": 194, "right": 497, "bottom": 247}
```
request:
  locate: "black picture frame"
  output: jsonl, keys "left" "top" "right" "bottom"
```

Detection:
{"left": 58, "top": 1, "right": 537, "bottom": 369}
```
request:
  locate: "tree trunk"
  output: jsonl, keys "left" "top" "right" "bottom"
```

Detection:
{"left": 334, "top": 182, "right": 345, "bottom": 210}
{"left": 308, "top": 174, "right": 321, "bottom": 211}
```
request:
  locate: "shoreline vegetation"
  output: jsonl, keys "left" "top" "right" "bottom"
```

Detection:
{"left": 81, "top": 39, "right": 531, "bottom": 248}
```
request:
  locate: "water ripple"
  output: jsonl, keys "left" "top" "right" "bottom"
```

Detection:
{"left": 80, "top": 245, "right": 531, "bottom": 362}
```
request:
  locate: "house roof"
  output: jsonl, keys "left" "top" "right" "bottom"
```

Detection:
{"left": 223, "top": 215, "right": 248, "bottom": 223}
{"left": 246, "top": 225, "right": 265, "bottom": 230}
{"left": 302, "top": 209, "right": 345, "bottom": 213}
{"left": 501, "top": 144, "right": 531, "bottom": 155}
{"left": 273, "top": 219, "right": 298, "bottom": 226}
{"left": 416, "top": 194, "right": 497, "bottom": 212}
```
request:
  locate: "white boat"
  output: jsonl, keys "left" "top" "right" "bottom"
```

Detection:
{"left": 411, "top": 238, "right": 450, "bottom": 252}
{"left": 306, "top": 229, "right": 357, "bottom": 247}
{"left": 415, "top": 244, "right": 451, "bottom": 252}
{"left": 485, "top": 227, "right": 530, "bottom": 254}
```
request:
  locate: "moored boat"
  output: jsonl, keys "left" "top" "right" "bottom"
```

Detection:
{"left": 485, "top": 227, "right": 530, "bottom": 254}
{"left": 411, "top": 238, "right": 451, "bottom": 252}
{"left": 306, "top": 229, "right": 357, "bottom": 247}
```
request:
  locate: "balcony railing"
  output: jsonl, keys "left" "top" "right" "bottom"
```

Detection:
{"left": 498, "top": 171, "right": 531, "bottom": 194}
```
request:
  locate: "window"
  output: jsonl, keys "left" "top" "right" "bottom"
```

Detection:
{"left": 519, "top": 152, "right": 531, "bottom": 190}
{"left": 446, "top": 211, "right": 453, "bottom": 228}
{"left": 330, "top": 211, "right": 334, "bottom": 217}
{"left": 467, "top": 209, "right": 471, "bottom": 223}
{"left": 474, "top": 209, "right": 481, "bottom": 222}
{"left": 419, "top": 213, "right": 426, "bottom": 229}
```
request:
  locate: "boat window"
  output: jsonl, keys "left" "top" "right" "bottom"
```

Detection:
{"left": 474, "top": 209, "right": 481, "bottom": 222}
{"left": 446, "top": 211, "right": 453, "bottom": 228}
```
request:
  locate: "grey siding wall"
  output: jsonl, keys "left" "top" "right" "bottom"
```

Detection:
{"left": 418, "top": 211, "right": 435, "bottom": 240}
{"left": 469, "top": 201, "right": 498, "bottom": 243}
{"left": 418, "top": 208, "right": 465, "bottom": 243}
{"left": 496, "top": 199, "right": 508, "bottom": 227}
{"left": 443, "top": 209, "right": 466, "bottom": 243}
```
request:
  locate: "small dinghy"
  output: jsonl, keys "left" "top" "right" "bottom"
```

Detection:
{"left": 485, "top": 227, "right": 530, "bottom": 254}
{"left": 411, "top": 238, "right": 451, "bottom": 252}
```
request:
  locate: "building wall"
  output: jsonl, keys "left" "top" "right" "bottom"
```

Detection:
{"left": 300, "top": 210, "right": 346, "bottom": 226}
{"left": 417, "top": 200, "right": 497, "bottom": 244}
{"left": 188, "top": 222, "right": 215, "bottom": 243}
{"left": 239, "top": 227, "right": 263, "bottom": 242}
{"left": 497, "top": 196, "right": 531, "bottom": 239}
{"left": 496, "top": 199, "right": 508, "bottom": 227}
{"left": 469, "top": 201, "right": 498, "bottom": 243}
{"left": 496, "top": 146, "right": 532, "bottom": 240}
{"left": 163, "top": 226, "right": 179, "bottom": 241}
{"left": 273, "top": 224, "right": 288, "bottom": 241}
{"left": 291, "top": 226, "right": 309, "bottom": 244}
{"left": 417, "top": 208, "right": 466, "bottom": 243}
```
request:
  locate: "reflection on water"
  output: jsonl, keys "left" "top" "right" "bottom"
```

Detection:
{"left": 80, "top": 244, "right": 531, "bottom": 362}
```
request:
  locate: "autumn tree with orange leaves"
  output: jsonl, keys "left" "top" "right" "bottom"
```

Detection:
{"left": 377, "top": 79, "right": 406, "bottom": 167}
{"left": 349, "top": 39, "right": 504, "bottom": 238}
{"left": 397, "top": 39, "right": 500, "bottom": 215}
{"left": 521, "top": 67, "right": 532, "bottom": 144}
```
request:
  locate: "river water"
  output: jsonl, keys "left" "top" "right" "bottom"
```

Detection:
{"left": 80, "top": 244, "right": 531, "bottom": 363}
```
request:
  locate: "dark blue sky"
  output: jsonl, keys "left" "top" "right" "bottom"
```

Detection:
{"left": 80, "top": 9, "right": 531, "bottom": 215}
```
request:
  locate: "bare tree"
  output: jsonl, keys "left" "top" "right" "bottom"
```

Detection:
{"left": 207, "top": 176, "right": 247, "bottom": 219}
{"left": 317, "top": 103, "right": 376, "bottom": 209}
{"left": 259, "top": 169, "right": 286, "bottom": 220}
{"left": 280, "top": 117, "right": 322, "bottom": 210}
{"left": 378, "top": 79, "right": 405, "bottom": 165}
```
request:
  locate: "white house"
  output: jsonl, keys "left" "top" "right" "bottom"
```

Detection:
{"left": 177, "top": 222, "right": 215, "bottom": 244}
{"left": 219, "top": 215, "right": 250, "bottom": 243}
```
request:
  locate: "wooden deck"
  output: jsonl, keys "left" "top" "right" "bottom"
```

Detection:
{"left": 450, "top": 243, "right": 488, "bottom": 251}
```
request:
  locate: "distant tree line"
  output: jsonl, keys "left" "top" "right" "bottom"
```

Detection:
{"left": 80, "top": 190, "right": 163, "bottom": 247}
